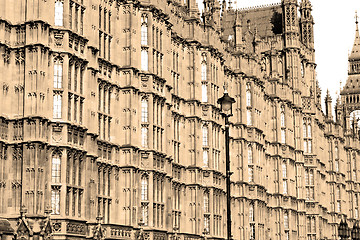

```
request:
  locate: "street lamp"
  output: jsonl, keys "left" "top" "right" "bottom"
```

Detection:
{"left": 352, "top": 221, "right": 360, "bottom": 240}
{"left": 217, "top": 90, "right": 235, "bottom": 240}
{"left": 339, "top": 219, "right": 350, "bottom": 240}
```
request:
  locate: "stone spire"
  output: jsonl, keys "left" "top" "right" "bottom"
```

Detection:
{"left": 349, "top": 11, "right": 360, "bottom": 61}
{"left": 233, "top": 10, "right": 243, "bottom": 51}
{"left": 325, "top": 89, "right": 333, "bottom": 120}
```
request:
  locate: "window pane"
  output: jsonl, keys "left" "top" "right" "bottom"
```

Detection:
{"left": 51, "top": 189, "right": 60, "bottom": 214}
{"left": 55, "top": 1, "right": 64, "bottom": 26}
{"left": 202, "top": 83, "right": 208, "bottom": 102}
{"left": 52, "top": 156, "right": 61, "bottom": 183}
{"left": 53, "top": 94, "right": 62, "bottom": 119}
{"left": 141, "top": 50, "right": 148, "bottom": 71}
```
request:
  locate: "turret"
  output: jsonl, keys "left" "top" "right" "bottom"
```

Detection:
{"left": 325, "top": 89, "right": 333, "bottom": 120}
{"left": 300, "top": 0, "right": 314, "bottom": 48}
{"left": 233, "top": 10, "right": 243, "bottom": 51}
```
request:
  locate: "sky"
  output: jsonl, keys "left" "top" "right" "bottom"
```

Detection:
{"left": 198, "top": 0, "right": 360, "bottom": 109}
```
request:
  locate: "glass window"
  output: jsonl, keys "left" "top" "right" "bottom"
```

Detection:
{"left": 202, "top": 83, "right": 208, "bottom": 102}
{"left": 248, "top": 167, "right": 254, "bottom": 182}
{"left": 247, "top": 109, "right": 252, "bottom": 125}
{"left": 141, "top": 175, "right": 148, "bottom": 201}
{"left": 282, "top": 162, "right": 287, "bottom": 178}
{"left": 53, "top": 94, "right": 62, "bottom": 119}
{"left": 283, "top": 180, "right": 288, "bottom": 194}
{"left": 51, "top": 189, "right": 60, "bottom": 214}
{"left": 249, "top": 203, "right": 254, "bottom": 222}
{"left": 246, "top": 84, "right": 251, "bottom": 107}
{"left": 203, "top": 150, "right": 208, "bottom": 167}
{"left": 202, "top": 125, "right": 208, "bottom": 146}
{"left": 141, "top": 127, "right": 148, "bottom": 147}
{"left": 204, "top": 191, "right": 209, "bottom": 212}
{"left": 54, "top": 60, "right": 63, "bottom": 88}
{"left": 141, "top": 98, "right": 148, "bottom": 122}
{"left": 52, "top": 156, "right": 61, "bottom": 183}
{"left": 141, "top": 49, "right": 148, "bottom": 71}
{"left": 281, "top": 129, "right": 286, "bottom": 144}
{"left": 248, "top": 146, "right": 253, "bottom": 164}
{"left": 141, "top": 204, "right": 149, "bottom": 226}
{"left": 55, "top": 1, "right": 64, "bottom": 26}
{"left": 307, "top": 124, "right": 312, "bottom": 138}
{"left": 201, "top": 63, "right": 207, "bottom": 81}
{"left": 284, "top": 212, "right": 289, "bottom": 228}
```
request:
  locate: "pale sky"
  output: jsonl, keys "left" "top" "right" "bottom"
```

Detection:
{"left": 198, "top": 0, "right": 360, "bottom": 109}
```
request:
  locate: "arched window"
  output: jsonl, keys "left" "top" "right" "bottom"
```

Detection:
{"left": 307, "top": 124, "right": 312, "bottom": 138}
{"left": 280, "top": 105, "right": 285, "bottom": 127}
{"left": 201, "top": 55, "right": 207, "bottom": 81}
{"left": 280, "top": 105, "right": 286, "bottom": 143}
{"left": 141, "top": 97, "right": 148, "bottom": 122}
{"left": 52, "top": 153, "right": 61, "bottom": 183}
{"left": 55, "top": 0, "right": 64, "bottom": 26}
{"left": 141, "top": 14, "right": 148, "bottom": 45}
{"left": 141, "top": 175, "right": 148, "bottom": 201}
{"left": 246, "top": 83, "right": 251, "bottom": 107}
{"left": 335, "top": 146, "right": 339, "bottom": 159}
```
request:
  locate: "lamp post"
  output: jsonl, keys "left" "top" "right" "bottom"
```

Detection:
{"left": 217, "top": 90, "right": 235, "bottom": 240}
{"left": 352, "top": 221, "right": 360, "bottom": 240}
{"left": 339, "top": 219, "right": 350, "bottom": 240}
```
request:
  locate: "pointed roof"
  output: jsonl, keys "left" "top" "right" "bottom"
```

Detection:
{"left": 349, "top": 12, "right": 360, "bottom": 61}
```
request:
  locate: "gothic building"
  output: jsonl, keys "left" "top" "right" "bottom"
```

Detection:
{"left": 0, "top": 0, "right": 358, "bottom": 239}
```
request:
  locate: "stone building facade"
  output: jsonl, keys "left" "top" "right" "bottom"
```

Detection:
{"left": 0, "top": 0, "right": 358, "bottom": 239}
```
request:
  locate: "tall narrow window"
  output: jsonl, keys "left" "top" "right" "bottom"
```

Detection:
{"left": 141, "top": 14, "right": 148, "bottom": 45}
{"left": 249, "top": 203, "right": 254, "bottom": 222}
{"left": 248, "top": 145, "right": 253, "bottom": 164}
{"left": 54, "top": 60, "right": 63, "bottom": 88}
{"left": 201, "top": 54, "right": 207, "bottom": 102}
{"left": 246, "top": 83, "right": 251, "bottom": 107}
{"left": 141, "top": 204, "right": 149, "bottom": 226}
{"left": 141, "top": 175, "right": 148, "bottom": 201}
{"left": 51, "top": 189, "right": 60, "bottom": 214}
{"left": 55, "top": 0, "right": 64, "bottom": 26}
{"left": 280, "top": 105, "right": 286, "bottom": 143}
{"left": 203, "top": 150, "right": 209, "bottom": 167}
{"left": 141, "top": 98, "right": 148, "bottom": 122}
{"left": 141, "top": 49, "right": 148, "bottom": 71}
{"left": 53, "top": 94, "right": 62, "bottom": 119}
{"left": 141, "top": 127, "right": 148, "bottom": 147}
{"left": 202, "top": 125, "right": 208, "bottom": 146}
{"left": 247, "top": 109, "right": 252, "bottom": 125}
{"left": 204, "top": 191, "right": 210, "bottom": 233}
{"left": 248, "top": 167, "right": 254, "bottom": 182}
{"left": 284, "top": 211, "right": 289, "bottom": 229}
{"left": 202, "top": 83, "right": 208, "bottom": 103}
{"left": 52, "top": 155, "right": 61, "bottom": 183}
{"left": 204, "top": 191, "right": 209, "bottom": 212}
